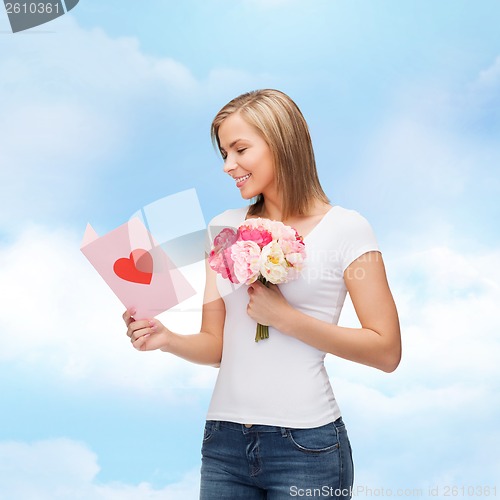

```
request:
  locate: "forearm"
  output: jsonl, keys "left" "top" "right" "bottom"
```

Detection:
{"left": 160, "top": 330, "right": 223, "bottom": 367}
{"left": 276, "top": 307, "right": 401, "bottom": 373}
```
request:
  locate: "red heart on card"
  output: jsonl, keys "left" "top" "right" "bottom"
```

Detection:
{"left": 113, "top": 249, "right": 153, "bottom": 285}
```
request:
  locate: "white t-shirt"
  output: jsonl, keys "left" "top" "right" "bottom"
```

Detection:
{"left": 205, "top": 205, "right": 380, "bottom": 428}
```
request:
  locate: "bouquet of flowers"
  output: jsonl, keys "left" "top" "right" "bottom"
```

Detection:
{"left": 208, "top": 217, "right": 306, "bottom": 341}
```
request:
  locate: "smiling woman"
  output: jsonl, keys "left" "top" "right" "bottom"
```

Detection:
{"left": 123, "top": 89, "right": 401, "bottom": 500}
{"left": 211, "top": 89, "right": 329, "bottom": 222}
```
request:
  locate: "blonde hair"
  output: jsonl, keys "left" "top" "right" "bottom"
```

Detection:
{"left": 211, "top": 89, "right": 329, "bottom": 220}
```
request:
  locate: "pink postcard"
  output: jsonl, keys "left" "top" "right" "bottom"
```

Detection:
{"left": 81, "top": 217, "right": 196, "bottom": 320}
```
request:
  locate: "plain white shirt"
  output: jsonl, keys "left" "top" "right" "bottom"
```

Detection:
{"left": 205, "top": 205, "right": 380, "bottom": 428}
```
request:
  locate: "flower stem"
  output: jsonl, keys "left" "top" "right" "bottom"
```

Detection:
{"left": 255, "top": 276, "right": 270, "bottom": 342}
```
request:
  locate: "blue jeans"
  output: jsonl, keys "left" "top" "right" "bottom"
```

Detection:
{"left": 200, "top": 417, "right": 354, "bottom": 499}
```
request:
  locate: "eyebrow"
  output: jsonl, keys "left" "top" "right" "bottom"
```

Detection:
{"left": 230, "top": 138, "right": 243, "bottom": 148}
{"left": 221, "top": 138, "right": 245, "bottom": 151}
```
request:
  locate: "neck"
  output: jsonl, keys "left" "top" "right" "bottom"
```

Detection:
{"left": 256, "top": 197, "right": 330, "bottom": 223}
{"left": 259, "top": 198, "right": 284, "bottom": 221}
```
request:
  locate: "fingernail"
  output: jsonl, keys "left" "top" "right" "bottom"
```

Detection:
{"left": 148, "top": 320, "right": 155, "bottom": 326}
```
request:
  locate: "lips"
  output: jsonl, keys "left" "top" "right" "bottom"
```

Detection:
{"left": 235, "top": 173, "right": 251, "bottom": 182}
{"left": 235, "top": 173, "right": 251, "bottom": 188}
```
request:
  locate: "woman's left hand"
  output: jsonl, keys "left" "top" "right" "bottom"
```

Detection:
{"left": 246, "top": 280, "right": 291, "bottom": 328}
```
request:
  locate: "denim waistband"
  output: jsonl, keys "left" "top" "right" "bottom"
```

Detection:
{"left": 206, "top": 417, "right": 343, "bottom": 435}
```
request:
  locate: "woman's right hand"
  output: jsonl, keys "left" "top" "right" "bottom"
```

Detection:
{"left": 122, "top": 309, "right": 171, "bottom": 352}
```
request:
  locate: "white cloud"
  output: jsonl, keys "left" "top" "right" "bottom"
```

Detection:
{"left": 386, "top": 245, "right": 500, "bottom": 384}
{"left": 348, "top": 109, "right": 471, "bottom": 226}
{"left": 1, "top": 10, "right": 498, "bottom": 498}
{"left": 0, "top": 11, "right": 274, "bottom": 398}
{"left": 331, "top": 376, "right": 499, "bottom": 493}
{"left": 0, "top": 227, "right": 498, "bottom": 497}
{"left": 0, "top": 224, "right": 217, "bottom": 399}
{"left": 0, "top": 15, "right": 199, "bottom": 104}
{"left": 341, "top": 55, "right": 500, "bottom": 240}
{"left": 0, "top": 15, "right": 198, "bottom": 230}
{"left": 334, "top": 243, "right": 500, "bottom": 400}
{"left": 0, "top": 438, "right": 200, "bottom": 500}
{"left": 0, "top": 14, "right": 271, "bottom": 232}
{"left": 475, "top": 55, "right": 500, "bottom": 89}
{"left": 328, "top": 241, "right": 500, "bottom": 491}
{"left": 0, "top": 100, "right": 120, "bottom": 227}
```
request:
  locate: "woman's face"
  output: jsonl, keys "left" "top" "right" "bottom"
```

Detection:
{"left": 218, "top": 112, "right": 276, "bottom": 201}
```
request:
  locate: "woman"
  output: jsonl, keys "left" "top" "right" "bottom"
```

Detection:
{"left": 124, "top": 89, "right": 401, "bottom": 499}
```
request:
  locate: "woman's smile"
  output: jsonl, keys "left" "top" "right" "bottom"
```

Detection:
{"left": 234, "top": 173, "right": 252, "bottom": 188}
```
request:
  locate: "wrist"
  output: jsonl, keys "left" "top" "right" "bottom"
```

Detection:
{"left": 158, "top": 328, "right": 173, "bottom": 352}
{"left": 274, "top": 305, "right": 299, "bottom": 336}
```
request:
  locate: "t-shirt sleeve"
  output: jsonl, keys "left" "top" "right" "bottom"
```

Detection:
{"left": 339, "top": 210, "right": 380, "bottom": 272}
{"left": 205, "top": 217, "right": 215, "bottom": 256}
{"left": 205, "top": 215, "right": 224, "bottom": 256}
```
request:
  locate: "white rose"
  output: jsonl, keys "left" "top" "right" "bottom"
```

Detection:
{"left": 260, "top": 242, "right": 288, "bottom": 284}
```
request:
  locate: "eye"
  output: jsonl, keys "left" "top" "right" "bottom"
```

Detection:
{"left": 237, "top": 148, "right": 247, "bottom": 154}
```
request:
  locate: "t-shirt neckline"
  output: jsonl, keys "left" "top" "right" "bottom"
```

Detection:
{"left": 240, "top": 205, "right": 336, "bottom": 240}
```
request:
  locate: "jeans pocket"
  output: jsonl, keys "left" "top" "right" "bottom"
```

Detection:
{"left": 203, "top": 421, "right": 216, "bottom": 444}
{"left": 287, "top": 422, "right": 340, "bottom": 454}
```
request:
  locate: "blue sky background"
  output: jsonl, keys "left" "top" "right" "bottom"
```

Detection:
{"left": 0, "top": 1, "right": 499, "bottom": 498}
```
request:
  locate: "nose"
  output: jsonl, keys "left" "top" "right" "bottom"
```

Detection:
{"left": 223, "top": 158, "right": 237, "bottom": 175}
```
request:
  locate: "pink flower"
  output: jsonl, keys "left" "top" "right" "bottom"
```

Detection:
{"left": 212, "top": 227, "right": 238, "bottom": 252}
{"left": 208, "top": 227, "right": 239, "bottom": 283}
{"left": 280, "top": 236, "right": 306, "bottom": 280}
{"left": 270, "top": 220, "right": 297, "bottom": 241}
{"left": 282, "top": 238, "right": 306, "bottom": 265}
{"left": 209, "top": 248, "right": 238, "bottom": 283}
{"left": 231, "top": 240, "right": 261, "bottom": 284}
{"left": 238, "top": 226, "right": 273, "bottom": 248}
{"left": 208, "top": 217, "right": 307, "bottom": 340}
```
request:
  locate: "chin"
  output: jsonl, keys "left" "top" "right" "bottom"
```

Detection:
{"left": 239, "top": 189, "right": 258, "bottom": 200}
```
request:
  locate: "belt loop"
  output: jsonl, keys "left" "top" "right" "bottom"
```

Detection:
{"left": 280, "top": 427, "right": 288, "bottom": 437}
{"left": 214, "top": 421, "right": 220, "bottom": 431}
